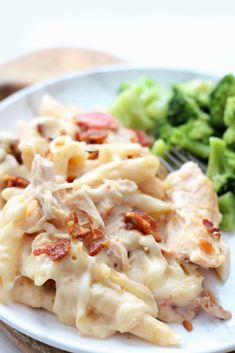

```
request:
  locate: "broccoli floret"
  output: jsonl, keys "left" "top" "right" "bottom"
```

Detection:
{"left": 156, "top": 118, "right": 212, "bottom": 159}
{"left": 110, "top": 78, "right": 171, "bottom": 132}
{"left": 218, "top": 192, "right": 235, "bottom": 231}
{"left": 175, "top": 79, "right": 214, "bottom": 109}
{"left": 224, "top": 96, "right": 235, "bottom": 127}
{"left": 225, "top": 149, "right": 235, "bottom": 172}
{"left": 207, "top": 137, "right": 235, "bottom": 230}
{"left": 223, "top": 96, "right": 235, "bottom": 147}
{"left": 151, "top": 139, "right": 168, "bottom": 157}
{"left": 167, "top": 88, "right": 205, "bottom": 126}
{"left": 223, "top": 127, "right": 235, "bottom": 148}
{"left": 207, "top": 137, "right": 235, "bottom": 194}
{"left": 209, "top": 74, "right": 235, "bottom": 129}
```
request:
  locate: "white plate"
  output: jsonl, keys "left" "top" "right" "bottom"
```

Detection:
{"left": 0, "top": 66, "right": 234, "bottom": 353}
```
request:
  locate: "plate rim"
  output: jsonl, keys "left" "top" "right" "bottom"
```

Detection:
{"left": 0, "top": 65, "right": 234, "bottom": 353}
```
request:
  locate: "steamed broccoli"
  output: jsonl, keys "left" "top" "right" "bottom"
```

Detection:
{"left": 175, "top": 79, "right": 214, "bottom": 109}
{"left": 151, "top": 139, "right": 168, "bottom": 157}
{"left": 155, "top": 118, "right": 212, "bottom": 158}
{"left": 223, "top": 96, "right": 235, "bottom": 148}
{"left": 209, "top": 74, "right": 235, "bottom": 129}
{"left": 207, "top": 137, "right": 235, "bottom": 194}
{"left": 207, "top": 137, "right": 235, "bottom": 230}
{"left": 167, "top": 88, "right": 206, "bottom": 126}
{"left": 218, "top": 192, "right": 235, "bottom": 231}
{"left": 110, "top": 78, "right": 171, "bottom": 131}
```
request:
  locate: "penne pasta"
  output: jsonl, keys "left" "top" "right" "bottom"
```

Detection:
{"left": 0, "top": 95, "right": 230, "bottom": 347}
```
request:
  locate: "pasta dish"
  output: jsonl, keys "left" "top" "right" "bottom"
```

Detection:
{"left": 0, "top": 95, "right": 231, "bottom": 346}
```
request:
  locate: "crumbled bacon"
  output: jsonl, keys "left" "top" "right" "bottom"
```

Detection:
{"left": 88, "top": 150, "right": 99, "bottom": 160}
{"left": 37, "top": 124, "right": 46, "bottom": 137}
{"left": 3, "top": 175, "right": 29, "bottom": 188}
{"left": 67, "top": 211, "right": 106, "bottom": 256}
{"left": 67, "top": 176, "right": 76, "bottom": 183}
{"left": 198, "top": 239, "right": 214, "bottom": 254}
{"left": 124, "top": 209, "right": 161, "bottom": 242}
{"left": 87, "top": 238, "right": 109, "bottom": 257}
{"left": 88, "top": 242, "right": 105, "bottom": 256}
{"left": 202, "top": 219, "right": 221, "bottom": 240}
{"left": 76, "top": 130, "right": 107, "bottom": 144}
{"left": 133, "top": 130, "right": 153, "bottom": 147}
{"left": 86, "top": 307, "right": 96, "bottom": 317}
{"left": 67, "top": 211, "right": 91, "bottom": 238}
{"left": 199, "top": 289, "right": 231, "bottom": 320}
{"left": 43, "top": 279, "right": 56, "bottom": 290}
{"left": 9, "top": 141, "right": 22, "bottom": 164}
{"left": 76, "top": 112, "right": 118, "bottom": 131}
{"left": 33, "top": 238, "right": 71, "bottom": 261}
{"left": 183, "top": 320, "right": 193, "bottom": 332}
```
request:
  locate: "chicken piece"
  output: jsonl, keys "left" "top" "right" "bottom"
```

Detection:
{"left": 199, "top": 289, "right": 231, "bottom": 320}
{"left": 157, "top": 297, "right": 199, "bottom": 323}
{"left": 165, "top": 162, "right": 225, "bottom": 268}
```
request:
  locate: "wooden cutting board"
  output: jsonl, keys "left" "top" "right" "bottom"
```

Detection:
{"left": 0, "top": 47, "right": 122, "bottom": 353}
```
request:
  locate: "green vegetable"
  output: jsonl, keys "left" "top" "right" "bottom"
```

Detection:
{"left": 218, "top": 192, "right": 235, "bottom": 231}
{"left": 209, "top": 74, "right": 235, "bottom": 129}
{"left": 223, "top": 96, "right": 235, "bottom": 147}
{"left": 111, "top": 74, "right": 235, "bottom": 231}
{"left": 207, "top": 137, "right": 235, "bottom": 195}
{"left": 175, "top": 79, "right": 214, "bottom": 109}
{"left": 110, "top": 78, "right": 171, "bottom": 131}
{"left": 167, "top": 88, "right": 205, "bottom": 126}
{"left": 151, "top": 139, "right": 168, "bottom": 157}
{"left": 157, "top": 118, "right": 213, "bottom": 159}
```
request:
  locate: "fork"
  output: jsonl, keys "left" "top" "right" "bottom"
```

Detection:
{"left": 160, "top": 148, "right": 207, "bottom": 173}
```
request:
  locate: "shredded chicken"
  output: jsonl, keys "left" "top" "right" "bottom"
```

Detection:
{"left": 165, "top": 162, "right": 225, "bottom": 268}
{"left": 199, "top": 289, "right": 231, "bottom": 320}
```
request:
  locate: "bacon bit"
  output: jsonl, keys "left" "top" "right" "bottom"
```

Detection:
{"left": 199, "top": 289, "right": 232, "bottom": 320}
{"left": 37, "top": 124, "right": 52, "bottom": 141}
{"left": 3, "top": 175, "right": 29, "bottom": 188}
{"left": 125, "top": 209, "right": 161, "bottom": 242}
{"left": 37, "top": 124, "right": 46, "bottom": 137}
{"left": 198, "top": 239, "right": 214, "bottom": 254}
{"left": 67, "top": 211, "right": 106, "bottom": 256}
{"left": 183, "top": 320, "right": 193, "bottom": 332}
{"left": 88, "top": 242, "right": 105, "bottom": 256}
{"left": 88, "top": 150, "right": 99, "bottom": 160}
{"left": 67, "top": 176, "right": 76, "bottom": 183}
{"left": 86, "top": 307, "right": 96, "bottom": 317}
{"left": 133, "top": 130, "right": 153, "bottom": 147}
{"left": 202, "top": 219, "right": 221, "bottom": 240}
{"left": 92, "top": 228, "right": 104, "bottom": 240}
{"left": 87, "top": 239, "right": 109, "bottom": 256}
{"left": 202, "top": 219, "right": 213, "bottom": 228}
{"left": 9, "top": 141, "right": 22, "bottom": 164}
{"left": 67, "top": 211, "right": 91, "bottom": 238}
{"left": 33, "top": 238, "right": 71, "bottom": 261}
{"left": 43, "top": 279, "right": 56, "bottom": 290}
{"left": 76, "top": 130, "right": 107, "bottom": 144}
{"left": 75, "top": 112, "right": 118, "bottom": 131}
